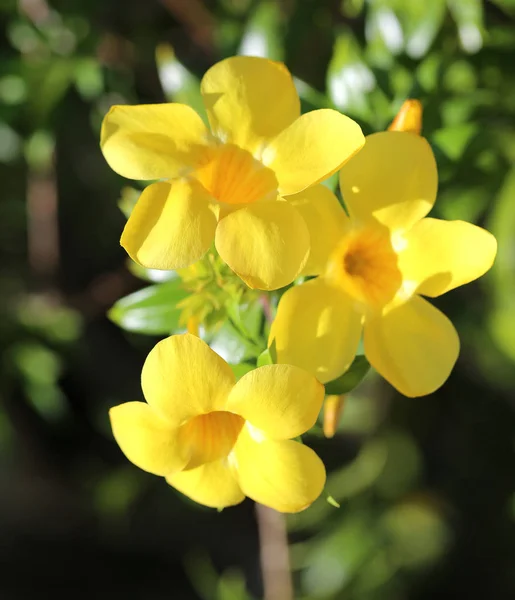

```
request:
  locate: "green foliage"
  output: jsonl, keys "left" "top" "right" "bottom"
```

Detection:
{"left": 108, "top": 278, "right": 189, "bottom": 335}
{"left": 325, "top": 355, "right": 371, "bottom": 395}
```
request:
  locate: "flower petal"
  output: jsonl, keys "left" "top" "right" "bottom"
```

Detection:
{"left": 339, "top": 132, "right": 437, "bottom": 232}
{"left": 286, "top": 184, "right": 349, "bottom": 275}
{"left": 166, "top": 459, "right": 244, "bottom": 509}
{"left": 141, "top": 334, "right": 236, "bottom": 426}
{"left": 215, "top": 200, "right": 309, "bottom": 290}
{"left": 121, "top": 179, "right": 217, "bottom": 270}
{"left": 269, "top": 278, "right": 363, "bottom": 384}
{"left": 226, "top": 364, "right": 324, "bottom": 440}
{"left": 234, "top": 427, "right": 326, "bottom": 513}
{"left": 109, "top": 402, "right": 187, "bottom": 476}
{"left": 364, "top": 296, "right": 460, "bottom": 397}
{"left": 263, "top": 109, "right": 365, "bottom": 196}
{"left": 200, "top": 56, "right": 300, "bottom": 152}
{"left": 399, "top": 218, "right": 497, "bottom": 297}
{"left": 101, "top": 103, "right": 210, "bottom": 180}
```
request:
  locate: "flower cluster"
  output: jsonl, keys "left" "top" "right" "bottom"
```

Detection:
{"left": 102, "top": 57, "right": 497, "bottom": 512}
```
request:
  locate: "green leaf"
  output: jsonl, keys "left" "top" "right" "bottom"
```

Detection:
{"left": 324, "top": 355, "right": 370, "bottom": 395}
{"left": 108, "top": 279, "right": 189, "bottom": 335}
{"left": 326, "top": 495, "right": 341, "bottom": 508}
{"left": 229, "top": 362, "right": 255, "bottom": 380}
{"left": 256, "top": 339, "right": 277, "bottom": 367}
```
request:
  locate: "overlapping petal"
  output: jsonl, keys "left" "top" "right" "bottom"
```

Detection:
{"left": 263, "top": 109, "right": 365, "bottom": 196}
{"left": 226, "top": 364, "right": 324, "bottom": 440}
{"left": 101, "top": 103, "right": 210, "bottom": 180}
{"left": 339, "top": 132, "right": 437, "bottom": 232}
{"left": 364, "top": 296, "right": 460, "bottom": 397}
{"left": 141, "top": 334, "right": 235, "bottom": 426}
{"left": 121, "top": 179, "right": 218, "bottom": 270}
{"left": 234, "top": 427, "right": 326, "bottom": 513}
{"left": 287, "top": 185, "right": 350, "bottom": 275}
{"left": 166, "top": 459, "right": 244, "bottom": 509}
{"left": 399, "top": 218, "right": 497, "bottom": 297}
{"left": 269, "top": 278, "right": 363, "bottom": 384}
{"left": 109, "top": 402, "right": 187, "bottom": 476}
{"left": 201, "top": 56, "right": 300, "bottom": 152}
{"left": 215, "top": 200, "right": 309, "bottom": 290}
{"left": 268, "top": 278, "right": 362, "bottom": 383}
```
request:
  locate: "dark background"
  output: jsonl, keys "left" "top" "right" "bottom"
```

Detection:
{"left": 1, "top": 0, "right": 515, "bottom": 598}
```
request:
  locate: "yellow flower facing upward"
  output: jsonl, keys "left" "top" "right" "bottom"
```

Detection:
{"left": 269, "top": 131, "right": 497, "bottom": 397}
{"left": 109, "top": 333, "right": 326, "bottom": 512}
{"left": 101, "top": 56, "right": 365, "bottom": 291}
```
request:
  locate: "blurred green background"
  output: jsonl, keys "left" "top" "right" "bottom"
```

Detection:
{"left": 2, "top": 0, "right": 515, "bottom": 598}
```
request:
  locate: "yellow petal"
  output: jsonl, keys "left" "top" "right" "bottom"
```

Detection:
{"left": 226, "top": 364, "right": 324, "bottom": 440}
{"left": 234, "top": 427, "right": 326, "bottom": 513}
{"left": 339, "top": 131, "right": 437, "bottom": 232}
{"left": 101, "top": 103, "right": 210, "bottom": 180}
{"left": 287, "top": 184, "right": 350, "bottom": 276}
{"left": 399, "top": 218, "right": 497, "bottom": 297}
{"left": 364, "top": 296, "right": 460, "bottom": 397}
{"left": 109, "top": 402, "right": 187, "bottom": 476}
{"left": 200, "top": 56, "right": 300, "bottom": 152}
{"left": 263, "top": 109, "right": 365, "bottom": 196}
{"left": 269, "top": 278, "right": 363, "bottom": 384}
{"left": 215, "top": 200, "right": 309, "bottom": 290}
{"left": 121, "top": 179, "right": 217, "bottom": 270}
{"left": 141, "top": 334, "right": 236, "bottom": 426}
{"left": 166, "top": 459, "right": 244, "bottom": 509}
{"left": 388, "top": 99, "right": 423, "bottom": 135}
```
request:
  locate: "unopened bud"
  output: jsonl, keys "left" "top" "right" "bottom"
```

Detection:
{"left": 388, "top": 99, "right": 422, "bottom": 135}
{"left": 323, "top": 395, "right": 345, "bottom": 438}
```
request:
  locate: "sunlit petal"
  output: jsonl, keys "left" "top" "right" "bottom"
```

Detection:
{"left": 226, "top": 364, "right": 324, "bottom": 440}
{"left": 109, "top": 402, "right": 187, "bottom": 476}
{"left": 201, "top": 56, "right": 300, "bottom": 152}
{"left": 101, "top": 103, "right": 210, "bottom": 180}
{"left": 215, "top": 200, "right": 309, "bottom": 290}
{"left": 234, "top": 426, "right": 326, "bottom": 513}
{"left": 121, "top": 179, "right": 217, "bottom": 270}
{"left": 166, "top": 459, "right": 244, "bottom": 509}
{"left": 364, "top": 296, "right": 460, "bottom": 397}
{"left": 141, "top": 334, "right": 236, "bottom": 426}
{"left": 399, "top": 218, "right": 497, "bottom": 297}
{"left": 269, "top": 278, "right": 363, "bottom": 384}
{"left": 264, "top": 109, "right": 365, "bottom": 196}
{"left": 286, "top": 184, "right": 350, "bottom": 276}
{"left": 339, "top": 131, "right": 437, "bottom": 232}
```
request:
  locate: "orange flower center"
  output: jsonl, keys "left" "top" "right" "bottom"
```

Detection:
{"left": 194, "top": 144, "right": 278, "bottom": 206}
{"left": 179, "top": 410, "right": 244, "bottom": 470}
{"left": 327, "top": 227, "right": 402, "bottom": 308}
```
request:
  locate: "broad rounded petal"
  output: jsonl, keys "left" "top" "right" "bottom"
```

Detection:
{"left": 201, "top": 56, "right": 300, "bottom": 152}
{"left": 109, "top": 402, "right": 187, "bottom": 476}
{"left": 215, "top": 201, "right": 309, "bottom": 290}
{"left": 269, "top": 278, "right": 363, "bottom": 384}
{"left": 234, "top": 427, "right": 326, "bottom": 513}
{"left": 263, "top": 109, "right": 365, "bottom": 196}
{"left": 101, "top": 103, "right": 210, "bottom": 180}
{"left": 226, "top": 364, "right": 324, "bottom": 440}
{"left": 339, "top": 132, "right": 437, "bottom": 232}
{"left": 364, "top": 296, "right": 460, "bottom": 397}
{"left": 287, "top": 184, "right": 350, "bottom": 275}
{"left": 166, "top": 459, "right": 244, "bottom": 509}
{"left": 399, "top": 218, "right": 497, "bottom": 297}
{"left": 121, "top": 179, "right": 217, "bottom": 270}
{"left": 141, "top": 334, "right": 236, "bottom": 426}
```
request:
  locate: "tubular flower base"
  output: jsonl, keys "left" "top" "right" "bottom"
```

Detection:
{"left": 101, "top": 56, "right": 365, "bottom": 291}
{"left": 109, "top": 334, "right": 326, "bottom": 512}
{"left": 270, "top": 131, "right": 497, "bottom": 397}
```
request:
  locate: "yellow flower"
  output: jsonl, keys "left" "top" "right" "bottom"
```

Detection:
{"left": 269, "top": 131, "right": 497, "bottom": 397}
{"left": 101, "top": 56, "right": 364, "bottom": 291}
{"left": 109, "top": 333, "right": 326, "bottom": 512}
